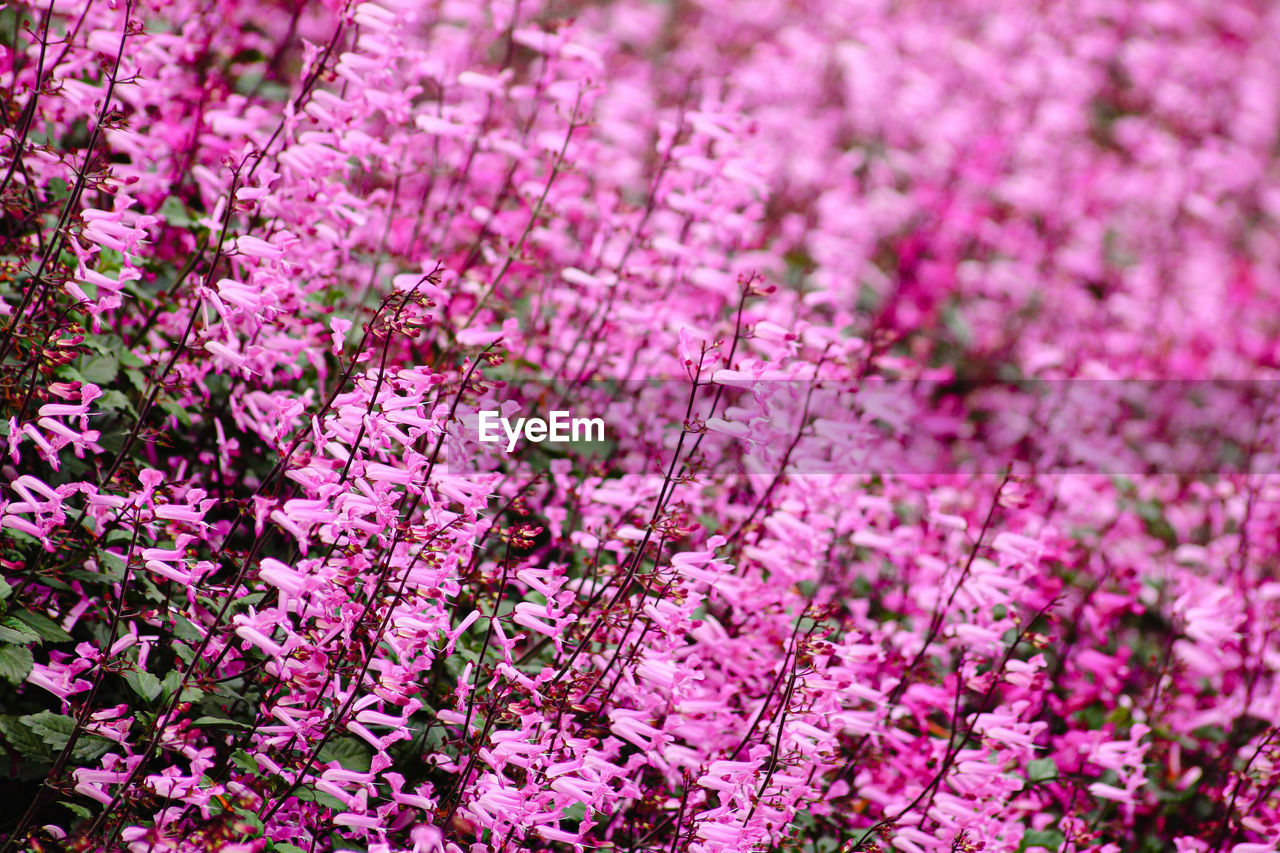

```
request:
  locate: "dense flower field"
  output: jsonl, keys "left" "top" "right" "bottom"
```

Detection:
{"left": 2, "top": 0, "right": 1280, "bottom": 851}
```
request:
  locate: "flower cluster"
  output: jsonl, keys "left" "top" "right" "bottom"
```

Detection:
{"left": 2, "top": 1, "right": 1279, "bottom": 852}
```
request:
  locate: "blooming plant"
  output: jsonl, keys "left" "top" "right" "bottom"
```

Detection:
{"left": 2, "top": 0, "right": 1280, "bottom": 852}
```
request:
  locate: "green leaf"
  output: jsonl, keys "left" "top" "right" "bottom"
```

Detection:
{"left": 171, "top": 615, "right": 203, "bottom": 643}
{"left": 124, "top": 669, "right": 162, "bottom": 702}
{"left": 0, "top": 618, "right": 42, "bottom": 645}
{"left": 230, "top": 749, "right": 258, "bottom": 773}
{"left": 172, "top": 641, "right": 197, "bottom": 665}
{"left": 124, "top": 368, "right": 148, "bottom": 393}
{"left": 1133, "top": 499, "right": 1177, "bottom": 547}
{"left": 76, "top": 354, "right": 119, "bottom": 385}
{"left": 0, "top": 715, "right": 51, "bottom": 760}
{"left": 105, "top": 529, "right": 135, "bottom": 546}
{"left": 81, "top": 334, "right": 113, "bottom": 355}
{"left": 0, "top": 527, "right": 37, "bottom": 547}
{"left": 294, "top": 786, "right": 348, "bottom": 812}
{"left": 160, "top": 669, "right": 189, "bottom": 701}
{"left": 159, "top": 196, "right": 196, "bottom": 228}
{"left": 1019, "top": 828, "right": 1065, "bottom": 852}
{"left": 97, "top": 248, "right": 124, "bottom": 273}
{"left": 96, "top": 389, "right": 133, "bottom": 414}
{"left": 0, "top": 644, "right": 34, "bottom": 684}
{"left": 237, "top": 810, "right": 265, "bottom": 836}
{"left": 22, "top": 711, "right": 75, "bottom": 749}
{"left": 317, "top": 736, "right": 371, "bottom": 772}
{"left": 191, "top": 716, "right": 251, "bottom": 729}
{"left": 159, "top": 398, "right": 193, "bottom": 427}
{"left": 1027, "top": 757, "right": 1059, "bottom": 783}
{"left": 63, "top": 801, "right": 93, "bottom": 820}
{"left": 11, "top": 610, "right": 73, "bottom": 643}
{"left": 271, "top": 844, "right": 308, "bottom": 853}
{"left": 0, "top": 578, "right": 11, "bottom": 600}
{"left": 205, "top": 681, "right": 248, "bottom": 702}
{"left": 98, "top": 549, "right": 129, "bottom": 578}
{"left": 72, "top": 734, "right": 112, "bottom": 763}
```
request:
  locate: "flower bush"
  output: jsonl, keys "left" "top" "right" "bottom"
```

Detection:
{"left": 2, "top": 0, "right": 1279, "bottom": 851}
